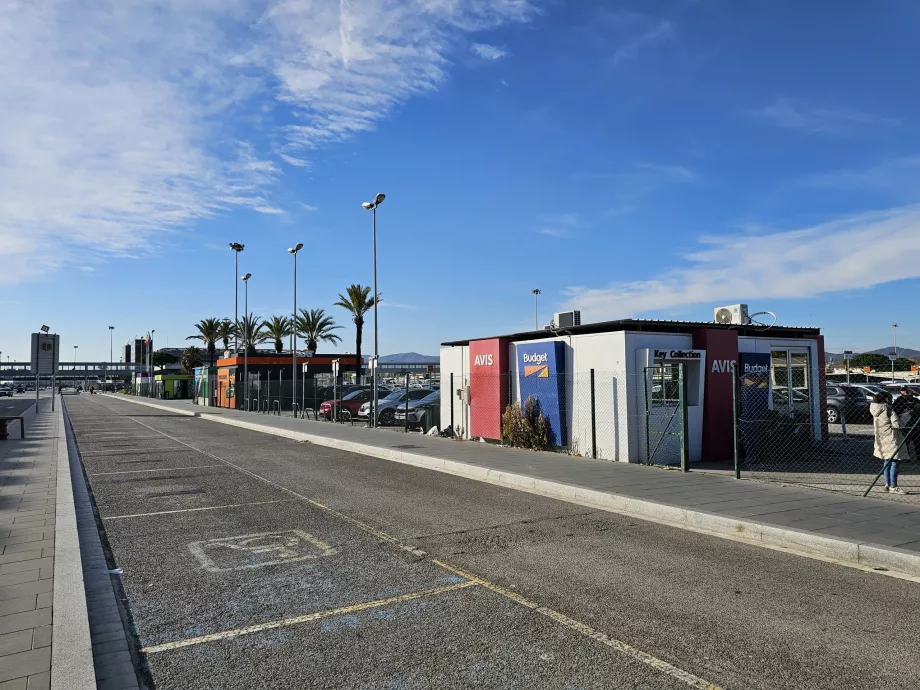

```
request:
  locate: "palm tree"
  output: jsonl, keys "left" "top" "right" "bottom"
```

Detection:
{"left": 180, "top": 346, "right": 203, "bottom": 374}
{"left": 236, "top": 313, "right": 265, "bottom": 356}
{"left": 217, "top": 319, "right": 236, "bottom": 356}
{"left": 294, "top": 308, "right": 343, "bottom": 353}
{"left": 187, "top": 318, "right": 221, "bottom": 365}
{"left": 334, "top": 284, "right": 379, "bottom": 383}
{"left": 262, "top": 316, "right": 292, "bottom": 354}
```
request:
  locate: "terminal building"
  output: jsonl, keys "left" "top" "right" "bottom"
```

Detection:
{"left": 439, "top": 308, "right": 826, "bottom": 466}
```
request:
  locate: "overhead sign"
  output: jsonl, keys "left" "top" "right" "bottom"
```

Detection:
{"left": 332, "top": 359, "right": 340, "bottom": 376}
{"left": 889, "top": 353, "right": 897, "bottom": 362}
{"left": 654, "top": 349, "right": 703, "bottom": 361}
{"left": 843, "top": 350, "right": 853, "bottom": 361}
{"left": 517, "top": 341, "right": 567, "bottom": 446}
{"left": 30, "top": 333, "right": 59, "bottom": 376}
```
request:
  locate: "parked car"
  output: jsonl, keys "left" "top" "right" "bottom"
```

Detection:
{"left": 850, "top": 383, "right": 886, "bottom": 402}
{"left": 394, "top": 391, "right": 441, "bottom": 429}
{"left": 771, "top": 388, "right": 811, "bottom": 416}
{"left": 358, "top": 388, "right": 435, "bottom": 425}
{"left": 318, "top": 387, "right": 392, "bottom": 422}
{"left": 0, "top": 386, "right": 12, "bottom": 397}
{"left": 825, "top": 384, "right": 871, "bottom": 424}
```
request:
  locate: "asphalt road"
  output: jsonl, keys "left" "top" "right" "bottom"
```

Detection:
{"left": 66, "top": 395, "right": 920, "bottom": 690}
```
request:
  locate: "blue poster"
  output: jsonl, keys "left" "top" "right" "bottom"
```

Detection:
{"left": 517, "top": 342, "right": 567, "bottom": 446}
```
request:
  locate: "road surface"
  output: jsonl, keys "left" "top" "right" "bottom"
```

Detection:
{"left": 66, "top": 395, "right": 920, "bottom": 690}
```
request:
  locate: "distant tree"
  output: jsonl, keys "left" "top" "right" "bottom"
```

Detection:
{"left": 849, "top": 353, "right": 889, "bottom": 370}
{"left": 262, "top": 316, "right": 292, "bottom": 354}
{"left": 180, "top": 347, "right": 203, "bottom": 374}
{"left": 236, "top": 314, "right": 266, "bottom": 356}
{"left": 294, "top": 308, "right": 342, "bottom": 353}
{"left": 151, "top": 351, "right": 179, "bottom": 369}
{"left": 217, "top": 319, "right": 236, "bottom": 355}
{"left": 334, "top": 285, "right": 379, "bottom": 384}
{"left": 187, "top": 318, "right": 221, "bottom": 365}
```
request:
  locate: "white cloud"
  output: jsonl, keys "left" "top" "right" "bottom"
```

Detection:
{"left": 0, "top": 0, "right": 535, "bottom": 283}
{"left": 470, "top": 43, "right": 508, "bottom": 60}
{"left": 753, "top": 99, "right": 900, "bottom": 136}
{"left": 561, "top": 206, "right": 920, "bottom": 321}
{"left": 279, "top": 153, "right": 308, "bottom": 167}
{"left": 602, "top": 11, "right": 676, "bottom": 65}
{"left": 538, "top": 227, "right": 570, "bottom": 238}
{"left": 296, "top": 202, "right": 319, "bottom": 212}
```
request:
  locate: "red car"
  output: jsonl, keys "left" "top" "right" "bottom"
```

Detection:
{"left": 318, "top": 387, "right": 391, "bottom": 422}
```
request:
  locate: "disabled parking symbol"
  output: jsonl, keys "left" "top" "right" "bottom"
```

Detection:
{"left": 189, "top": 530, "right": 337, "bottom": 572}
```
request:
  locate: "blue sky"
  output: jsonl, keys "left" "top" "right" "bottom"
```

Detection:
{"left": 3, "top": 0, "right": 920, "bottom": 362}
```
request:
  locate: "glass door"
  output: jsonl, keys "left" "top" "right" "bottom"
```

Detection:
{"left": 770, "top": 349, "right": 812, "bottom": 421}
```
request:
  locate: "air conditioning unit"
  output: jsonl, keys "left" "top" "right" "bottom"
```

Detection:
{"left": 553, "top": 311, "right": 581, "bottom": 329}
{"left": 713, "top": 304, "right": 751, "bottom": 326}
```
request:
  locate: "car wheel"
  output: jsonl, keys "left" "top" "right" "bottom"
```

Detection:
{"left": 827, "top": 406, "right": 839, "bottom": 424}
{"left": 339, "top": 409, "right": 352, "bottom": 423}
{"left": 379, "top": 409, "right": 395, "bottom": 426}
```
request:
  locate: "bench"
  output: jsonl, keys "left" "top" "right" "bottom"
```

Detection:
{"left": 0, "top": 416, "right": 25, "bottom": 440}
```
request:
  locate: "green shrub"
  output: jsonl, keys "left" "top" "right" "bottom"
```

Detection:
{"left": 501, "top": 396, "right": 551, "bottom": 451}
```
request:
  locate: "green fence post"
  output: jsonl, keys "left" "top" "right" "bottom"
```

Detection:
{"left": 679, "top": 363, "right": 690, "bottom": 472}
{"left": 731, "top": 362, "right": 740, "bottom": 479}
{"left": 590, "top": 369, "right": 597, "bottom": 459}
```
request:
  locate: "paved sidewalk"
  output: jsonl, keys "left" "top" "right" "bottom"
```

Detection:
{"left": 105, "top": 395, "right": 920, "bottom": 577}
{"left": 0, "top": 398, "right": 96, "bottom": 690}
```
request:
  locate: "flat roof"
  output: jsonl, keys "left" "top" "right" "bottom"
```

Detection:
{"left": 440, "top": 318, "right": 821, "bottom": 347}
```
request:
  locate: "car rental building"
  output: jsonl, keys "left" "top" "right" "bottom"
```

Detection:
{"left": 439, "top": 318, "right": 826, "bottom": 466}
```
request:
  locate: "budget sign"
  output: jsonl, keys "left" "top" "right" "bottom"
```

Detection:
{"left": 516, "top": 341, "right": 567, "bottom": 446}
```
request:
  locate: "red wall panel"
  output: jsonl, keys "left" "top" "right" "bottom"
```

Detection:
{"left": 469, "top": 339, "right": 509, "bottom": 440}
{"left": 693, "top": 328, "right": 739, "bottom": 463}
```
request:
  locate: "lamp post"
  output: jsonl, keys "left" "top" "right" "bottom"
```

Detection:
{"left": 362, "top": 192, "right": 386, "bottom": 428}
{"left": 242, "top": 273, "right": 251, "bottom": 410}
{"left": 108, "top": 326, "right": 114, "bottom": 391}
{"left": 229, "top": 242, "right": 245, "bottom": 354}
{"left": 532, "top": 288, "right": 541, "bottom": 330}
{"left": 288, "top": 243, "right": 303, "bottom": 418}
{"left": 73, "top": 346, "right": 78, "bottom": 389}
{"left": 149, "top": 330, "right": 155, "bottom": 397}
{"left": 892, "top": 323, "right": 899, "bottom": 380}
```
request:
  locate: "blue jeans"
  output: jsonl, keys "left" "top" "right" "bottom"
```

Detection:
{"left": 884, "top": 461, "right": 899, "bottom": 487}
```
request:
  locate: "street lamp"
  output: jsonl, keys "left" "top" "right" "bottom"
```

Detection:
{"left": 288, "top": 243, "right": 303, "bottom": 418}
{"left": 108, "top": 325, "right": 114, "bottom": 391}
{"left": 73, "top": 346, "right": 78, "bottom": 389}
{"left": 229, "top": 242, "right": 245, "bottom": 354}
{"left": 532, "top": 289, "right": 541, "bottom": 330}
{"left": 242, "top": 273, "right": 251, "bottom": 410}
{"left": 362, "top": 192, "right": 385, "bottom": 428}
{"left": 892, "top": 323, "right": 899, "bottom": 380}
{"left": 149, "top": 330, "right": 155, "bottom": 397}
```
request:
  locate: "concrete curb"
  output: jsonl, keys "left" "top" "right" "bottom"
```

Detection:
{"left": 103, "top": 395, "right": 920, "bottom": 578}
{"left": 52, "top": 399, "right": 96, "bottom": 690}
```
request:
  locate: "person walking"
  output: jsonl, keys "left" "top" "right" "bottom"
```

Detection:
{"left": 892, "top": 385, "right": 920, "bottom": 462}
{"left": 871, "top": 391, "right": 905, "bottom": 494}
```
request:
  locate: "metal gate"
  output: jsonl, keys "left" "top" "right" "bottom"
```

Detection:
{"left": 642, "top": 363, "right": 689, "bottom": 470}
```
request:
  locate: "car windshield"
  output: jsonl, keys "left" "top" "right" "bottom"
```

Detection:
{"left": 383, "top": 391, "right": 406, "bottom": 401}
{"left": 419, "top": 391, "right": 440, "bottom": 403}
{"left": 342, "top": 390, "right": 366, "bottom": 400}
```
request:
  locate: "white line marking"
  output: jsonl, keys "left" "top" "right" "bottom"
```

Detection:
{"left": 81, "top": 447, "right": 186, "bottom": 455}
{"left": 105, "top": 499, "right": 294, "bottom": 520}
{"left": 89, "top": 465, "right": 222, "bottom": 476}
{"left": 143, "top": 580, "right": 476, "bottom": 653}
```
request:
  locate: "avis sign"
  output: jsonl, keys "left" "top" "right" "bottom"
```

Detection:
{"left": 473, "top": 354, "right": 494, "bottom": 366}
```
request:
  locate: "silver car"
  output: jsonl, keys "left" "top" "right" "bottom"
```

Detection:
{"left": 358, "top": 388, "right": 435, "bottom": 425}
{"left": 394, "top": 391, "right": 441, "bottom": 428}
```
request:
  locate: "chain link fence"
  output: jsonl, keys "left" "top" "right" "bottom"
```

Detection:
{"left": 735, "top": 366, "right": 919, "bottom": 503}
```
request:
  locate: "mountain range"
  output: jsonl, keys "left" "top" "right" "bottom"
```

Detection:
{"left": 826, "top": 347, "right": 920, "bottom": 362}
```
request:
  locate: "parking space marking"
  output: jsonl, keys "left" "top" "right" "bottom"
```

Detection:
{"left": 90, "top": 465, "right": 223, "bottom": 476}
{"left": 189, "top": 530, "right": 337, "bottom": 572}
{"left": 105, "top": 499, "right": 295, "bottom": 520}
{"left": 432, "top": 561, "right": 722, "bottom": 690}
{"left": 142, "top": 580, "right": 477, "bottom": 653}
{"left": 81, "top": 447, "right": 188, "bottom": 455}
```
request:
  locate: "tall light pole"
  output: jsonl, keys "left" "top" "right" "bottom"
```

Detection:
{"left": 73, "top": 346, "right": 78, "bottom": 389}
{"left": 108, "top": 326, "right": 114, "bottom": 391}
{"left": 242, "top": 273, "right": 251, "bottom": 410}
{"left": 362, "top": 193, "right": 385, "bottom": 428}
{"left": 229, "top": 242, "right": 245, "bottom": 354}
{"left": 892, "top": 323, "right": 899, "bottom": 380}
{"left": 532, "top": 289, "right": 541, "bottom": 330}
{"left": 288, "top": 243, "right": 303, "bottom": 418}
{"left": 149, "top": 330, "right": 155, "bottom": 397}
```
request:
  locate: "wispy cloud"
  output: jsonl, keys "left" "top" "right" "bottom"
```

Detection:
{"left": 279, "top": 154, "right": 308, "bottom": 167}
{"left": 562, "top": 206, "right": 920, "bottom": 321}
{"left": 599, "top": 11, "right": 677, "bottom": 65}
{"left": 296, "top": 202, "right": 319, "bottom": 212}
{"left": 753, "top": 99, "right": 900, "bottom": 136}
{"left": 538, "top": 227, "right": 571, "bottom": 238}
{"left": 797, "top": 156, "right": 920, "bottom": 197}
{"left": 470, "top": 43, "right": 508, "bottom": 60}
{"left": 0, "top": 0, "right": 535, "bottom": 283}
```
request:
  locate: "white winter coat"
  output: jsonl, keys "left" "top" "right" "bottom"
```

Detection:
{"left": 871, "top": 402, "right": 905, "bottom": 461}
